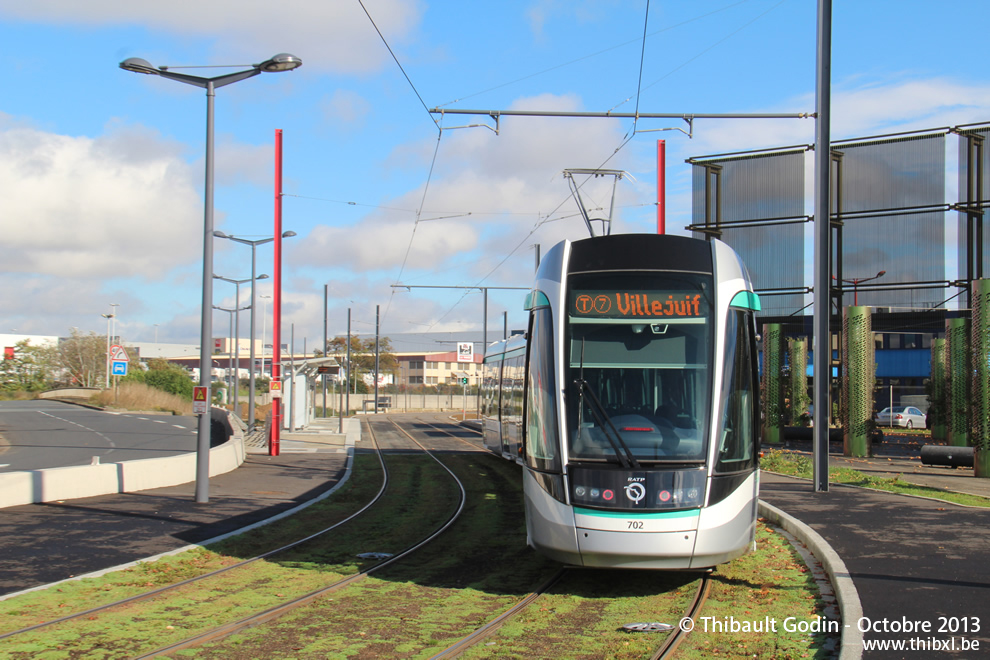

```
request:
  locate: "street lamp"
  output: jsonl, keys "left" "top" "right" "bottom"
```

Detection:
{"left": 214, "top": 230, "right": 295, "bottom": 425}
{"left": 834, "top": 270, "right": 886, "bottom": 306}
{"left": 214, "top": 273, "right": 268, "bottom": 417}
{"left": 121, "top": 52, "right": 301, "bottom": 503}
{"left": 101, "top": 312, "right": 114, "bottom": 389}
{"left": 213, "top": 303, "right": 251, "bottom": 405}
{"left": 102, "top": 303, "right": 121, "bottom": 388}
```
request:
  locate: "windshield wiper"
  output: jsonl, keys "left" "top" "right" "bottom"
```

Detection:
{"left": 574, "top": 339, "right": 640, "bottom": 469}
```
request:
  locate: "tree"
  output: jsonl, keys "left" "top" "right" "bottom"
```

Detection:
{"left": 0, "top": 340, "right": 58, "bottom": 392}
{"left": 58, "top": 330, "right": 107, "bottom": 388}
{"left": 326, "top": 335, "right": 397, "bottom": 392}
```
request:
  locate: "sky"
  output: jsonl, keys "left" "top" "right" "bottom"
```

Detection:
{"left": 2, "top": 0, "right": 989, "bottom": 353}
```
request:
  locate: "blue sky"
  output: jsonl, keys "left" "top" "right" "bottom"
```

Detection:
{"left": 2, "top": 0, "right": 989, "bottom": 349}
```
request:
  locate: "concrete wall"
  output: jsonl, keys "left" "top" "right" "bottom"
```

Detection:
{"left": 0, "top": 412, "right": 246, "bottom": 509}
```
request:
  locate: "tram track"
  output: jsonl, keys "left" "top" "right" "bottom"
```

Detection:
{"left": 177, "top": 415, "right": 556, "bottom": 658}
{"left": 2, "top": 413, "right": 822, "bottom": 658}
{"left": 425, "top": 566, "right": 712, "bottom": 659}
{"left": 0, "top": 433, "right": 388, "bottom": 644}
{"left": 377, "top": 414, "right": 719, "bottom": 659}
{"left": 0, "top": 417, "right": 468, "bottom": 658}
{"left": 133, "top": 417, "right": 468, "bottom": 658}
{"left": 651, "top": 571, "right": 712, "bottom": 660}
{"left": 399, "top": 416, "right": 719, "bottom": 660}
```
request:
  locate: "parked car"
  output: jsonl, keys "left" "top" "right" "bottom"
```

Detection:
{"left": 875, "top": 406, "right": 926, "bottom": 429}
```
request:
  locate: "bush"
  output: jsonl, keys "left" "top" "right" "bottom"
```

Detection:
{"left": 142, "top": 359, "right": 194, "bottom": 398}
{"left": 145, "top": 369, "right": 194, "bottom": 398}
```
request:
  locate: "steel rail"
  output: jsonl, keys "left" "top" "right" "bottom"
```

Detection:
{"left": 0, "top": 436, "right": 388, "bottom": 642}
{"left": 429, "top": 568, "right": 569, "bottom": 659}
{"left": 652, "top": 571, "right": 713, "bottom": 660}
{"left": 135, "top": 417, "right": 468, "bottom": 658}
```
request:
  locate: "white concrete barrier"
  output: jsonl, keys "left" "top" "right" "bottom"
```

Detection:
{"left": 0, "top": 415, "right": 246, "bottom": 509}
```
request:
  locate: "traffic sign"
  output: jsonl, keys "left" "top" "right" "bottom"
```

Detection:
{"left": 457, "top": 342, "right": 474, "bottom": 363}
{"left": 111, "top": 361, "right": 128, "bottom": 376}
{"left": 109, "top": 344, "right": 129, "bottom": 362}
{"left": 193, "top": 386, "right": 209, "bottom": 414}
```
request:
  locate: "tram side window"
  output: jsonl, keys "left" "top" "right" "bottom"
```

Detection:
{"left": 715, "top": 309, "right": 758, "bottom": 473}
{"left": 480, "top": 359, "right": 500, "bottom": 419}
{"left": 526, "top": 307, "right": 560, "bottom": 471}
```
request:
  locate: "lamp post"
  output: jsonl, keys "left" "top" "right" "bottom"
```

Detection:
{"left": 214, "top": 273, "right": 268, "bottom": 417}
{"left": 121, "top": 52, "right": 302, "bottom": 503}
{"left": 214, "top": 230, "right": 295, "bottom": 425}
{"left": 213, "top": 304, "right": 250, "bottom": 405}
{"left": 834, "top": 270, "right": 886, "bottom": 306}
{"left": 101, "top": 312, "right": 114, "bottom": 389}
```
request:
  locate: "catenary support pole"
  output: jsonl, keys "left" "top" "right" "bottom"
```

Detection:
{"left": 271, "top": 129, "right": 283, "bottom": 456}
{"left": 812, "top": 0, "right": 832, "bottom": 492}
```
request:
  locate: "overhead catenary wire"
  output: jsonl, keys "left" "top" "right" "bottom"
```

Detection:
{"left": 435, "top": 0, "right": 752, "bottom": 109}
{"left": 611, "top": 0, "right": 791, "bottom": 113}
{"left": 357, "top": 0, "right": 801, "bottom": 337}
{"left": 357, "top": 0, "right": 438, "bottom": 131}
{"left": 629, "top": 0, "right": 652, "bottom": 136}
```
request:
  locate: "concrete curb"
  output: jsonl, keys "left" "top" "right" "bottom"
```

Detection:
{"left": 759, "top": 500, "right": 864, "bottom": 660}
{"left": 0, "top": 410, "right": 245, "bottom": 509}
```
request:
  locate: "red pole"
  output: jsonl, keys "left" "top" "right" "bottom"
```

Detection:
{"left": 270, "top": 129, "right": 283, "bottom": 456}
{"left": 657, "top": 139, "right": 666, "bottom": 234}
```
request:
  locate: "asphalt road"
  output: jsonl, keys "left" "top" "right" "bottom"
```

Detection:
{"left": 761, "top": 473, "right": 990, "bottom": 657}
{"left": 0, "top": 400, "right": 198, "bottom": 472}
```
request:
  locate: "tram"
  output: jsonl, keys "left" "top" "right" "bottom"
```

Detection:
{"left": 481, "top": 233, "right": 761, "bottom": 569}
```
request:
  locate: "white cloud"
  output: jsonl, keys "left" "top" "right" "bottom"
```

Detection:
{"left": 290, "top": 93, "right": 642, "bottom": 278}
{"left": 212, "top": 136, "right": 272, "bottom": 187}
{"left": 292, "top": 215, "right": 479, "bottom": 273}
{"left": 0, "top": 0, "right": 424, "bottom": 75}
{"left": 0, "top": 122, "right": 202, "bottom": 279}
{"left": 682, "top": 76, "right": 990, "bottom": 157}
{"left": 322, "top": 89, "right": 373, "bottom": 127}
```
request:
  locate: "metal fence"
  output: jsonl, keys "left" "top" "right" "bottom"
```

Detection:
{"left": 688, "top": 122, "right": 989, "bottom": 316}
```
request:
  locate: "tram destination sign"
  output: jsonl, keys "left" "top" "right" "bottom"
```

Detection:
{"left": 570, "top": 290, "right": 706, "bottom": 320}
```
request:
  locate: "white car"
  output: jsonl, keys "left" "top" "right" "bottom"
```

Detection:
{"left": 875, "top": 406, "right": 926, "bottom": 429}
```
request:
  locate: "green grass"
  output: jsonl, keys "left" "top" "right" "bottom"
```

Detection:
{"left": 1, "top": 451, "right": 832, "bottom": 659}
{"left": 0, "top": 454, "right": 462, "bottom": 658}
{"left": 762, "top": 449, "right": 990, "bottom": 508}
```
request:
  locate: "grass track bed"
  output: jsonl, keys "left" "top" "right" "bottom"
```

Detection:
{"left": 0, "top": 454, "right": 459, "bottom": 658}
{"left": 2, "top": 434, "right": 834, "bottom": 658}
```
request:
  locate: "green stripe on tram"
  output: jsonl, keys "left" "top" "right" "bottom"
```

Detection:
{"left": 574, "top": 507, "right": 700, "bottom": 519}
{"left": 524, "top": 290, "right": 551, "bottom": 310}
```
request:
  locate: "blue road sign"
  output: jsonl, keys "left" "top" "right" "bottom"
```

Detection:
{"left": 111, "top": 361, "right": 128, "bottom": 376}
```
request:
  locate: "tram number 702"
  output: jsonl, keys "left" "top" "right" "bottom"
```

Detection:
{"left": 627, "top": 521, "right": 645, "bottom": 530}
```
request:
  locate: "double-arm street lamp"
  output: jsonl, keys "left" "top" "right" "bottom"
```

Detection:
{"left": 834, "top": 270, "right": 886, "bottom": 306}
{"left": 213, "top": 303, "right": 251, "bottom": 400}
{"left": 120, "top": 52, "right": 302, "bottom": 503}
{"left": 214, "top": 273, "right": 268, "bottom": 417}
{"left": 214, "top": 230, "right": 295, "bottom": 425}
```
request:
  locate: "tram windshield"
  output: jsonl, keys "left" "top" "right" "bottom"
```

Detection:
{"left": 565, "top": 273, "right": 713, "bottom": 464}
